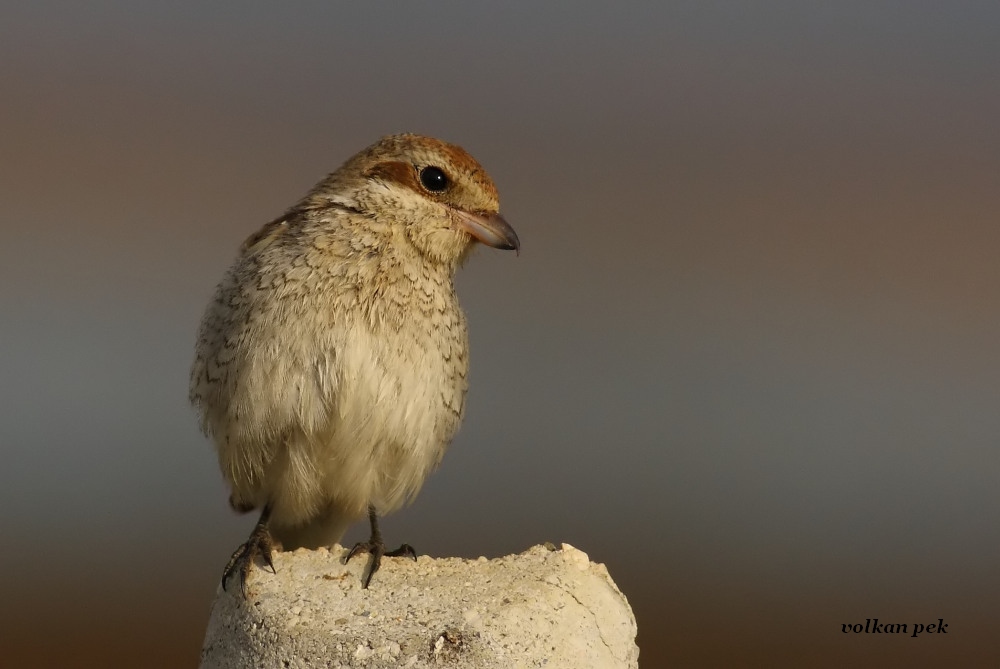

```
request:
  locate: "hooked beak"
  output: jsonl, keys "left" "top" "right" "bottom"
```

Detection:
{"left": 455, "top": 210, "right": 520, "bottom": 252}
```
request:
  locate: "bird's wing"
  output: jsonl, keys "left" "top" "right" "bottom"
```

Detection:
{"left": 240, "top": 214, "right": 291, "bottom": 254}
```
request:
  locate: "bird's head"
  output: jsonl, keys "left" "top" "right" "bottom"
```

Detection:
{"left": 305, "top": 134, "right": 519, "bottom": 269}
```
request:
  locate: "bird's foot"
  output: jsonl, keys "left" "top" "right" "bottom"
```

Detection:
{"left": 345, "top": 539, "right": 417, "bottom": 588}
{"left": 222, "top": 522, "right": 276, "bottom": 597}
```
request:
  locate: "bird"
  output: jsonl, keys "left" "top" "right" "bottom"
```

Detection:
{"left": 189, "top": 134, "right": 519, "bottom": 593}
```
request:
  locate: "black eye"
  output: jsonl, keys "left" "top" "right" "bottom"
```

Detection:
{"left": 419, "top": 166, "right": 449, "bottom": 192}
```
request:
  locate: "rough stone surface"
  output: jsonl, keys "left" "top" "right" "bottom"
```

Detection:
{"left": 200, "top": 543, "right": 639, "bottom": 668}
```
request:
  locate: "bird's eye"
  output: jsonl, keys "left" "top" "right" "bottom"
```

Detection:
{"left": 419, "top": 166, "right": 449, "bottom": 192}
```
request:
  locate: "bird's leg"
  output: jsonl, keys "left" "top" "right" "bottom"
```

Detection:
{"left": 345, "top": 504, "right": 417, "bottom": 588}
{"left": 222, "top": 504, "right": 276, "bottom": 597}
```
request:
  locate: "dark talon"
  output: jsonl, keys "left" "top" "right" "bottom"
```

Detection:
{"left": 345, "top": 505, "right": 417, "bottom": 588}
{"left": 222, "top": 506, "right": 275, "bottom": 597}
{"left": 386, "top": 543, "right": 417, "bottom": 561}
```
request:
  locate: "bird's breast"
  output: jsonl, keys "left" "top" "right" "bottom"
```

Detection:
{"left": 338, "top": 283, "right": 469, "bottom": 441}
{"left": 320, "top": 274, "right": 469, "bottom": 511}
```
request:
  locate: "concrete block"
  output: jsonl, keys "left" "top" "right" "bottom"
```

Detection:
{"left": 200, "top": 543, "right": 638, "bottom": 668}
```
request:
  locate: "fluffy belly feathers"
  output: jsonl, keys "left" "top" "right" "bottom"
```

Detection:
{"left": 217, "top": 315, "right": 467, "bottom": 530}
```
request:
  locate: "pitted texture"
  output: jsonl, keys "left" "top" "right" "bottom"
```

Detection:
{"left": 199, "top": 544, "right": 640, "bottom": 669}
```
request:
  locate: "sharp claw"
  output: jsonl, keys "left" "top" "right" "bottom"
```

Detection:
{"left": 221, "top": 543, "right": 245, "bottom": 592}
{"left": 361, "top": 558, "right": 378, "bottom": 589}
{"left": 262, "top": 550, "right": 276, "bottom": 575}
{"left": 345, "top": 539, "right": 417, "bottom": 588}
{"left": 387, "top": 543, "right": 417, "bottom": 560}
{"left": 219, "top": 512, "right": 276, "bottom": 597}
{"left": 348, "top": 507, "right": 415, "bottom": 588}
{"left": 345, "top": 542, "right": 368, "bottom": 564}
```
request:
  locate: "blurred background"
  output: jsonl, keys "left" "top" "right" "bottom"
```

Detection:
{"left": 2, "top": 2, "right": 999, "bottom": 666}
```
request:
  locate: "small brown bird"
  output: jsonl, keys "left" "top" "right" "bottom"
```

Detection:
{"left": 190, "top": 134, "right": 519, "bottom": 592}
